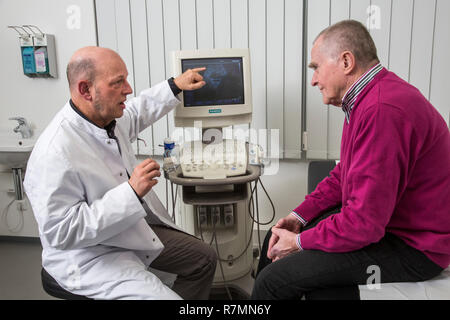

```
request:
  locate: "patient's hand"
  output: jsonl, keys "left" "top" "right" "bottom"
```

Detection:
{"left": 274, "top": 214, "right": 303, "bottom": 234}
{"left": 268, "top": 227, "right": 300, "bottom": 262}
{"left": 267, "top": 214, "right": 303, "bottom": 261}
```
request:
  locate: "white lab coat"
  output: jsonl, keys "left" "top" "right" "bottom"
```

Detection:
{"left": 24, "top": 81, "right": 183, "bottom": 299}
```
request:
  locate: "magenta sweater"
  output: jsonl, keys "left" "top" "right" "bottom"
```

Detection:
{"left": 294, "top": 68, "right": 450, "bottom": 268}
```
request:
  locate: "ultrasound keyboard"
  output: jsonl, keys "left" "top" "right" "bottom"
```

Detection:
{"left": 179, "top": 139, "right": 247, "bottom": 179}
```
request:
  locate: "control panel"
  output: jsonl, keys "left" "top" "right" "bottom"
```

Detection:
{"left": 180, "top": 139, "right": 248, "bottom": 179}
{"left": 196, "top": 204, "right": 235, "bottom": 230}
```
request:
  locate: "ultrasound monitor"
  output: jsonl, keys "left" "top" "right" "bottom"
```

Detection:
{"left": 172, "top": 49, "right": 252, "bottom": 128}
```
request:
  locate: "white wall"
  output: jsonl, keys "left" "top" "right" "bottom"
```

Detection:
{"left": 95, "top": 0, "right": 304, "bottom": 159}
{"left": 0, "top": 0, "right": 97, "bottom": 131}
{"left": 0, "top": 0, "right": 97, "bottom": 237}
{"left": 0, "top": 0, "right": 309, "bottom": 237}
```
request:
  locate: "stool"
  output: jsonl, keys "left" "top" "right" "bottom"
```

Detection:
{"left": 41, "top": 268, "right": 91, "bottom": 300}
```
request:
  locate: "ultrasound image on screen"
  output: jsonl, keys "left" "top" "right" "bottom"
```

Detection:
{"left": 181, "top": 57, "right": 245, "bottom": 107}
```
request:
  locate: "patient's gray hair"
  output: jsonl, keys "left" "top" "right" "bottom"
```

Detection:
{"left": 315, "top": 20, "right": 379, "bottom": 68}
{"left": 66, "top": 58, "right": 96, "bottom": 90}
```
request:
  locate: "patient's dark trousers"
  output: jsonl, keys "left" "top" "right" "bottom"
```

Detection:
{"left": 251, "top": 211, "right": 443, "bottom": 300}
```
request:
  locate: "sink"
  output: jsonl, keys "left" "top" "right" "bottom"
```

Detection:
{"left": 0, "top": 136, "right": 35, "bottom": 169}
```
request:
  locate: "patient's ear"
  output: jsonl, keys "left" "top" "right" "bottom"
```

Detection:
{"left": 340, "top": 51, "right": 356, "bottom": 75}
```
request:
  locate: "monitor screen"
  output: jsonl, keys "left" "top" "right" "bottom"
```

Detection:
{"left": 181, "top": 57, "right": 245, "bottom": 107}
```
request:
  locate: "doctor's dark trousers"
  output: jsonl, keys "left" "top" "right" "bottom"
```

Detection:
{"left": 150, "top": 225, "right": 217, "bottom": 300}
{"left": 251, "top": 210, "right": 443, "bottom": 300}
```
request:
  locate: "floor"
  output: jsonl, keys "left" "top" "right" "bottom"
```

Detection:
{"left": 0, "top": 237, "right": 255, "bottom": 300}
{"left": 0, "top": 238, "right": 57, "bottom": 300}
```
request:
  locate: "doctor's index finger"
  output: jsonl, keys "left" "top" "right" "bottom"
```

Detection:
{"left": 145, "top": 169, "right": 161, "bottom": 180}
{"left": 190, "top": 67, "right": 206, "bottom": 73}
{"left": 136, "top": 158, "right": 159, "bottom": 173}
{"left": 138, "top": 158, "right": 153, "bottom": 166}
{"left": 142, "top": 160, "right": 160, "bottom": 172}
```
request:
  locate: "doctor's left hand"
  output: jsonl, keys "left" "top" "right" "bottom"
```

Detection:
{"left": 268, "top": 227, "right": 300, "bottom": 262}
{"left": 128, "top": 158, "right": 161, "bottom": 197}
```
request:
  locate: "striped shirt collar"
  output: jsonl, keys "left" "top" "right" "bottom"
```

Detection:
{"left": 341, "top": 62, "right": 383, "bottom": 123}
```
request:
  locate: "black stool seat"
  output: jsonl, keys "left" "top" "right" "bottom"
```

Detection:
{"left": 41, "top": 268, "right": 91, "bottom": 300}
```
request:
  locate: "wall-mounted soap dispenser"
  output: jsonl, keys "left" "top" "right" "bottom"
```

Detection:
{"left": 8, "top": 25, "right": 57, "bottom": 78}
{"left": 8, "top": 26, "right": 36, "bottom": 76}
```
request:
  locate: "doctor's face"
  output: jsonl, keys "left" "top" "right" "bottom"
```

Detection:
{"left": 309, "top": 36, "right": 346, "bottom": 107}
{"left": 91, "top": 55, "right": 133, "bottom": 126}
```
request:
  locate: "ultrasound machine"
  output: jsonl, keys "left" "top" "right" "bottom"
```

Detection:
{"left": 165, "top": 48, "right": 266, "bottom": 298}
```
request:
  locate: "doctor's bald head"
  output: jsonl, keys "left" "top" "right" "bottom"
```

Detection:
{"left": 66, "top": 46, "right": 132, "bottom": 128}
{"left": 67, "top": 47, "right": 96, "bottom": 91}
{"left": 66, "top": 46, "right": 123, "bottom": 91}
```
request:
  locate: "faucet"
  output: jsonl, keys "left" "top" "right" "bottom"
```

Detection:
{"left": 9, "top": 117, "right": 33, "bottom": 139}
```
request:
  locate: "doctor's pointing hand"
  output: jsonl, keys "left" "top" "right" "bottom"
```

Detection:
{"left": 174, "top": 67, "right": 206, "bottom": 91}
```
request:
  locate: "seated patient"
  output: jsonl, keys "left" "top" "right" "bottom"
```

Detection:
{"left": 252, "top": 20, "right": 450, "bottom": 300}
{"left": 24, "top": 46, "right": 217, "bottom": 300}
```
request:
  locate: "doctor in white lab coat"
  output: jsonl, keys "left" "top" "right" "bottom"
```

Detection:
{"left": 24, "top": 46, "right": 217, "bottom": 300}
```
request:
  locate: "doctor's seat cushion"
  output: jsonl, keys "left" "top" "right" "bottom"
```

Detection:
{"left": 41, "top": 268, "right": 91, "bottom": 300}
